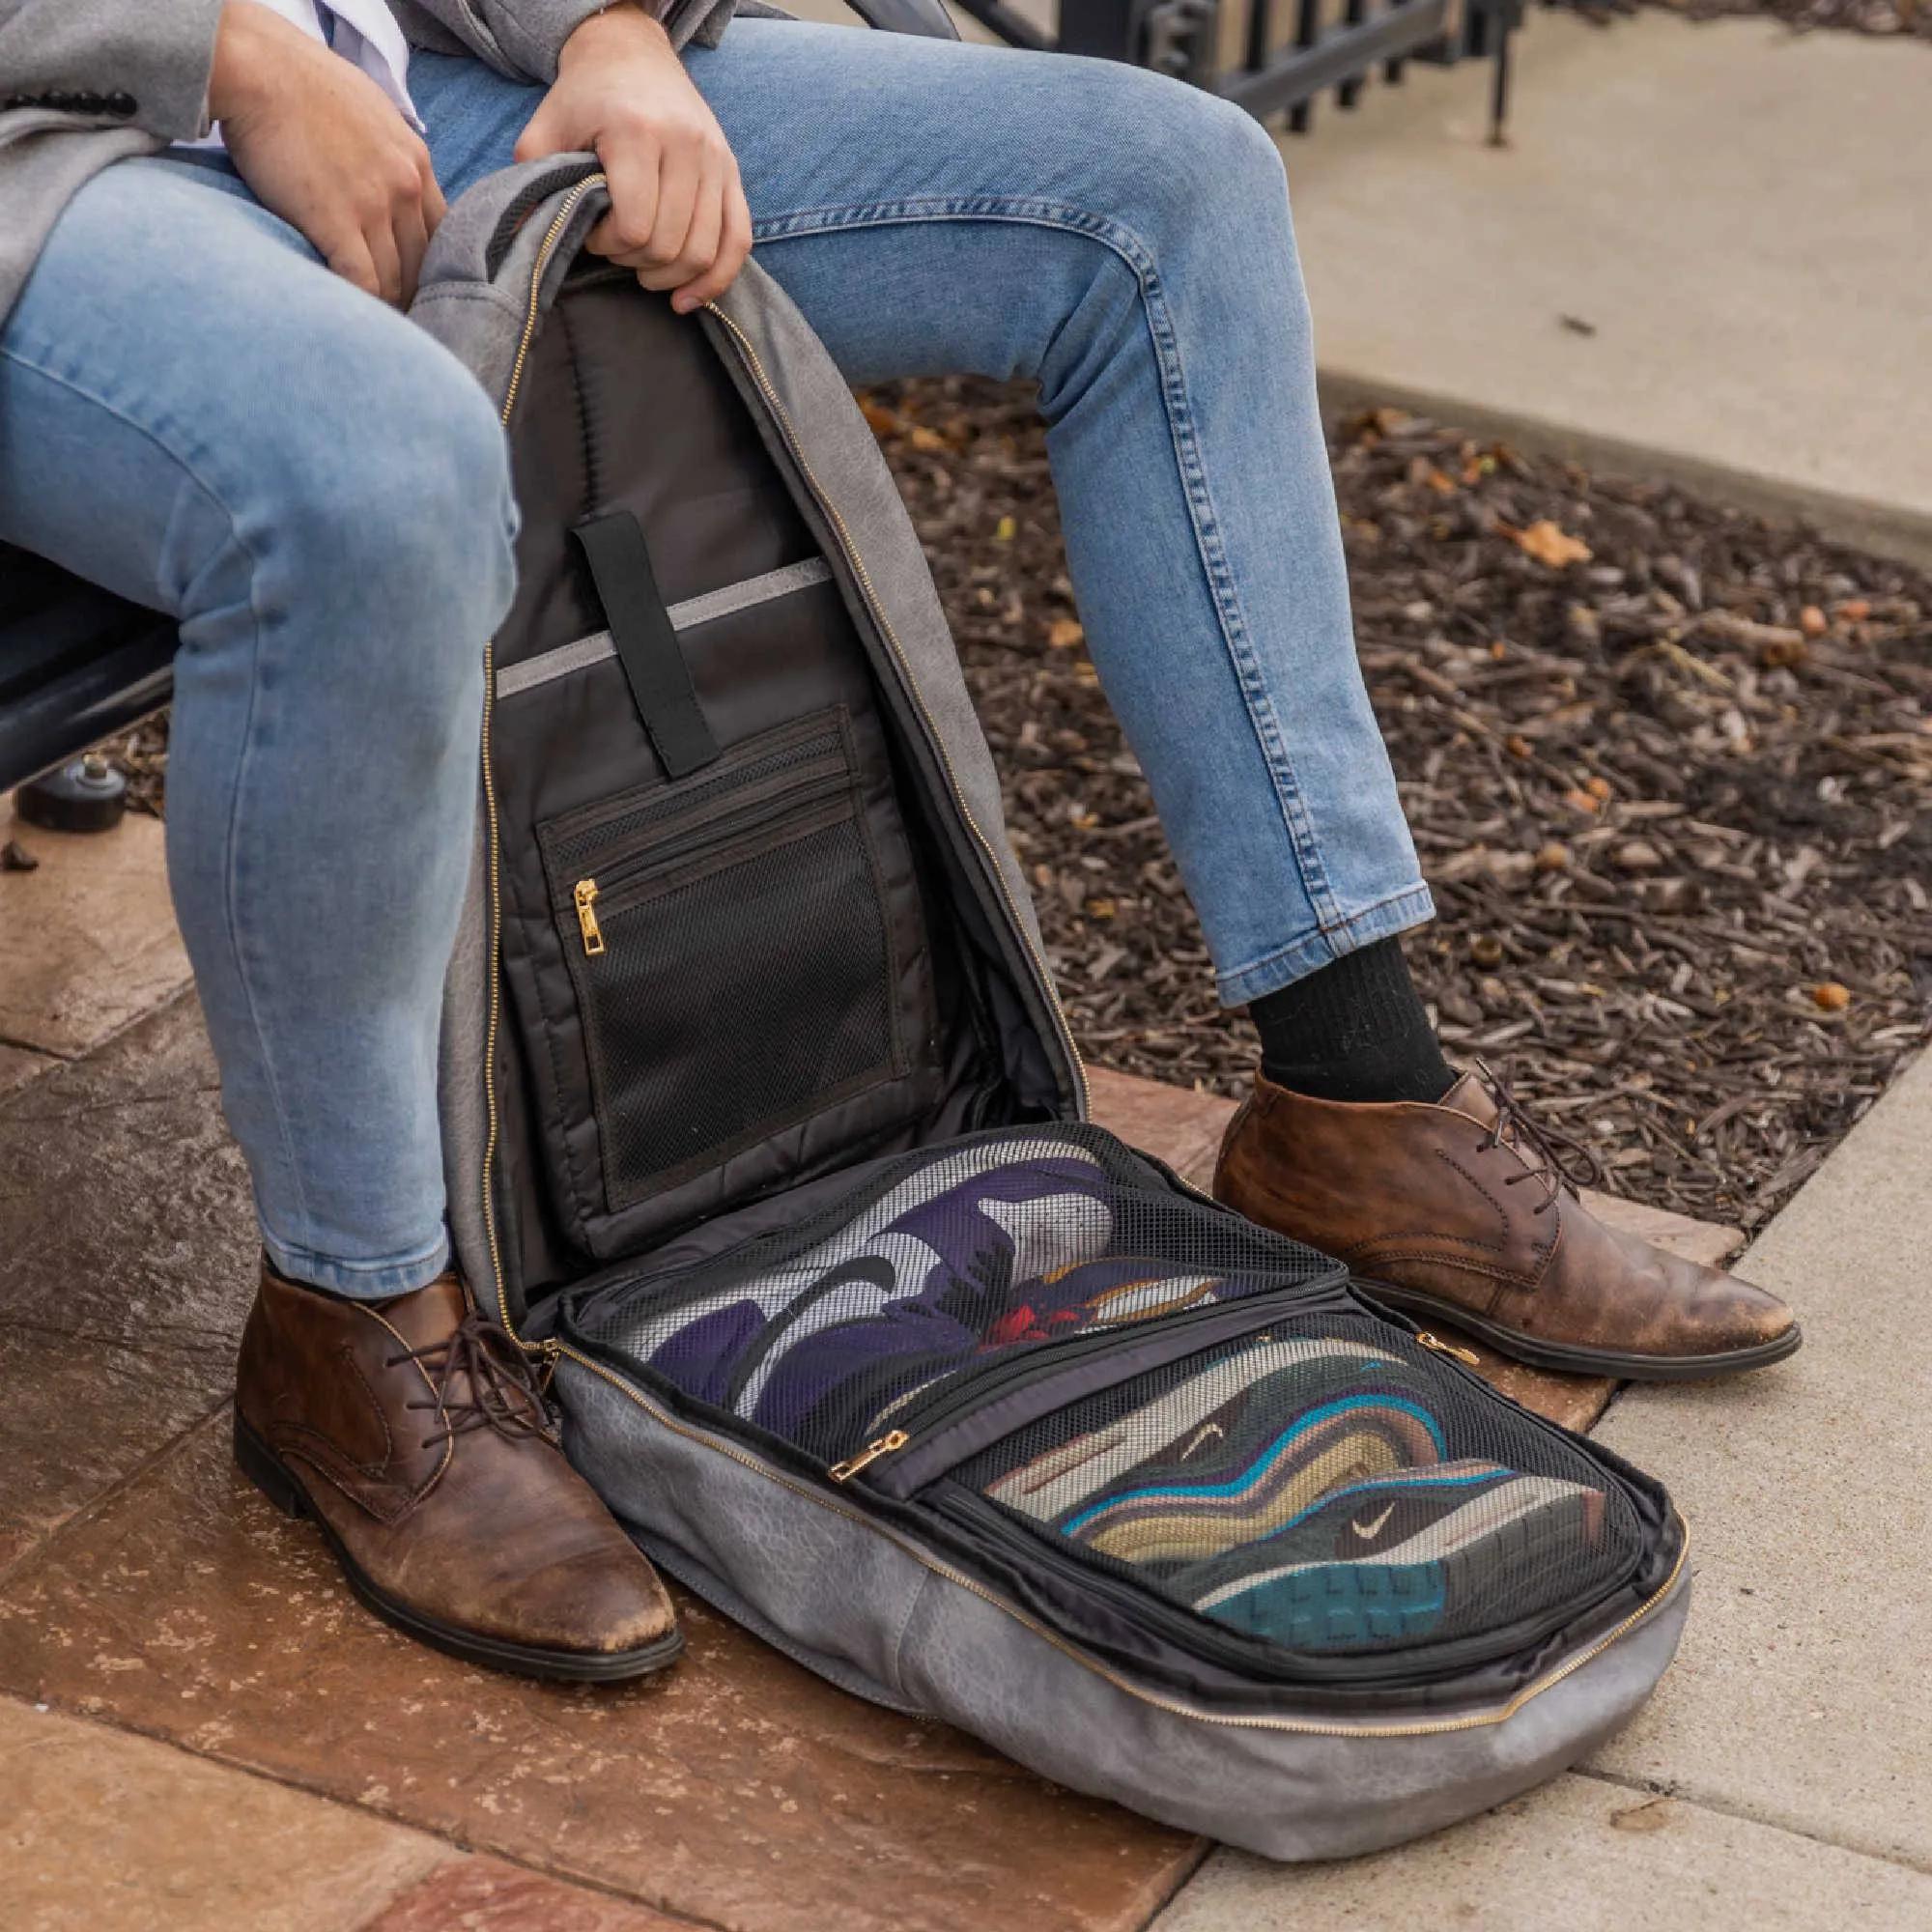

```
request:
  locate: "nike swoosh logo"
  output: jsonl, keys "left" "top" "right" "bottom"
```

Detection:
{"left": 1179, "top": 1422, "right": 1225, "bottom": 1460}
{"left": 1351, "top": 1503, "right": 1397, "bottom": 1541}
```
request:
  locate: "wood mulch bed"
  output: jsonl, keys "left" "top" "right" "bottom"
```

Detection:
{"left": 104, "top": 379, "right": 1932, "bottom": 1236}
{"left": 862, "top": 376, "right": 1932, "bottom": 1234}
{"left": 1618, "top": 0, "right": 1931, "bottom": 42}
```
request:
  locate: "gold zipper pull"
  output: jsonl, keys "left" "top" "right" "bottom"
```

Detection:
{"left": 828, "top": 1430, "right": 909, "bottom": 1484}
{"left": 1416, "top": 1330, "right": 1482, "bottom": 1369}
{"left": 534, "top": 1337, "right": 564, "bottom": 1393}
{"left": 574, "top": 879, "right": 605, "bottom": 956}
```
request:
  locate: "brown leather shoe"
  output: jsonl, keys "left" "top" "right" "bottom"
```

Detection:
{"left": 234, "top": 1264, "right": 681, "bottom": 1681}
{"left": 1215, "top": 1066, "right": 1801, "bottom": 1380}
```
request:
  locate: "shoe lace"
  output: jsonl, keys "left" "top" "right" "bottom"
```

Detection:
{"left": 1471, "top": 1059, "right": 1605, "bottom": 1216}
{"left": 387, "top": 1313, "right": 556, "bottom": 1454}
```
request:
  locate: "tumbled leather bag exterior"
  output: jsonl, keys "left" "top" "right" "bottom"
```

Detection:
{"left": 413, "top": 156, "right": 1690, "bottom": 1861}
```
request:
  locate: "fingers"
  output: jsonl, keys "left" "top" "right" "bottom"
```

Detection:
{"left": 364, "top": 138, "right": 438, "bottom": 306}
{"left": 513, "top": 37, "right": 752, "bottom": 313}
{"left": 395, "top": 196, "right": 431, "bottom": 307}
{"left": 420, "top": 156, "right": 447, "bottom": 237}
{"left": 584, "top": 125, "right": 663, "bottom": 264}
{"left": 672, "top": 166, "right": 753, "bottom": 312}
{"left": 627, "top": 146, "right": 704, "bottom": 291}
{"left": 365, "top": 213, "right": 405, "bottom": 307}
{"left": 513, "top": 96, "right": 561, "bottom": 165}
{"left": 324, "top": 231, "right": 384, "bottom": 302}
{"left": 664, "top": 175, "right": 721, "bottom": 304}
{"left": 396, "top": 152, "right": 445, "bottom": 307}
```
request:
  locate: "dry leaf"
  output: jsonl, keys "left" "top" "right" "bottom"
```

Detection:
{"left": 1799, "top": 605, "right": 1828, "bottom": 638}
{"left": 994, "top": 515, "right": 1016, "bottom": 543}
{"left": 1837, "top": 598, "right": 1871, "bottom": 622}
{"left": 1610, "top": 1799, "right": 1674, "bottom": 1834}
{"left": 908, "top": 425, "right": 950, "bottom": 454}
{"left": 1047, "top": 618, "right": 1086, "bottom": 650}
{"left": 1512, "top": 519, "right": 1593, "bottom": 570}
{"left": 1536, "top": 841, "right": 1572, "bottom": 872}
{"left": 1813, "top": 981, "right": 1851, "bottom": 1012}
{"left": 1505, "top": 734, "right": 1533, "bottom": 760}
{"left": 858, "top": 396, "right": 899, "bottom": 438}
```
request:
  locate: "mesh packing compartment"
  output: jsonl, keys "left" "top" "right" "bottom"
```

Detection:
{"left": 585, "top": 1124, "right": 1337, "bottom": 1466}
{"left": 576, "top": 1125, "right": 1640, "bottom": 1674}
{"left": 955, "top": 1316, "right": 1635, "bottom": 1657}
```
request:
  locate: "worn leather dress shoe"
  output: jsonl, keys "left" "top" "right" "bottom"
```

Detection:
{"left": 1215, "top": 1065, "right": 1801, "bottom": 1380}
{"left": 234, "top": 1264, "right": 681, "bottom": 1681}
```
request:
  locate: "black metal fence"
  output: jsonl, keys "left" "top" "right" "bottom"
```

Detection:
{"left": 947, "top": 0, "right": 1528, "bottom": 140}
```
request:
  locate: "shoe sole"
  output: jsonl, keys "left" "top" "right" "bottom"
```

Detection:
{"left": 1354, "top": 1280, "right": 1804, "bottom": 1382}
{"left": 233, "top": 1410, "right": 684, "bottom": 1684}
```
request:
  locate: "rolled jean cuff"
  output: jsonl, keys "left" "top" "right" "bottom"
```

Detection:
{"left": 1214, "top": 882, "right": 1437, "bottom": 1009}
{"left": 262, "top": 1225, "right": 452, "bottom": 1301}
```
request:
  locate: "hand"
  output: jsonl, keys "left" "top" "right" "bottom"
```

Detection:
{"left": 210, "top": 0, "right": 445, "bottom": 305}
{"left": 515, "top": 3, "right": 753, "bottom": 314}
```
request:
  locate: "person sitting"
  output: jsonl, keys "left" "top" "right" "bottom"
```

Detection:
{"left": 0, "top": 0, "right": 1797, "bottom": 1680}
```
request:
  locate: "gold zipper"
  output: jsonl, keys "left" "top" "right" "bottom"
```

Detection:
{"left": 480, "top": 175, "right": 606, "bottom": 1344}
{"left": 1416, "top": 1330, "right": 1483, "bottom": 1368}
{"left": 563, "top": 1340, "right": 1689, "bottom": 1738}
{"left": 574, "top": 878, "right": 606, "bottom": 956}
{"left": 827, "top": 1431, "right": 909, "bottom": 1484}
{"left": 705, "top": 305, "right": 1089, "bottom": 1119}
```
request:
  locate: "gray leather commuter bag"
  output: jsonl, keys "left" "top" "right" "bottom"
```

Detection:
{"left": 414, "top": 157, "right": 1690, "bottom": 1862}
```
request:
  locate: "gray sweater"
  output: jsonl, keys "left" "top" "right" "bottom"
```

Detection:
{"left": 0, "top": 0, "right": 738, "bottom": 331}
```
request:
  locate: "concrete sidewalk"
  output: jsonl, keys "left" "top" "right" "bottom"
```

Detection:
{"left": 1283, "top": 10, "right": 1932, "bottom": 565}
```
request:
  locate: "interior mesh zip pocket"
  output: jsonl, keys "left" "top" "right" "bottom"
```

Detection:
{"left": 540, "top": 710, "right": 903, "bottom": 1208}
{"left": 952, "top": 1317, "right": 1641, "bottom": 1659}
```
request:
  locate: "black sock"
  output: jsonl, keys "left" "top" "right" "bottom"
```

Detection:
{"left": 1248, "top": 936, "right": 1455, "bottom": 1105}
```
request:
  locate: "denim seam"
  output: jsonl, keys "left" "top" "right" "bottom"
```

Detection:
{"left": 1214, "top": 882, "right": 1435, "bottom": 1007}
{"left": 750, "top": 194, "right": 1346, "bottom": 927}
{"left": 0, "top": 341, "right": 318, "bottom": 1244}
{"left": 264, "top": 1225, "right": 452, "bottom": 1299}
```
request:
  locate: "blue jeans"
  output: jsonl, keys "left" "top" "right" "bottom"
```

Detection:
{"left": 0, "top": 21, "right": 1428, "bottom": 1296}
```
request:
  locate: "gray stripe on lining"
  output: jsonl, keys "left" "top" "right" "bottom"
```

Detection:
{"left": 495, "top": 556, "right": 834, "bottom": 699}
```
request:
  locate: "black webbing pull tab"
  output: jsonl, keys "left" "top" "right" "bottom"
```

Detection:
{"left": 569, "top": 512, "right": 720, "bottom": 780}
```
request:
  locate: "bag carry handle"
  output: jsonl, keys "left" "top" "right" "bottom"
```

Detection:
{"left": 570, "top": 513, "right": 721, "bottom": 781}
